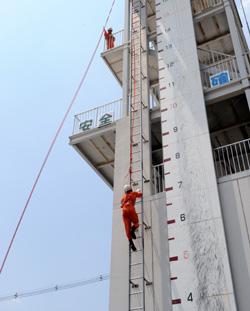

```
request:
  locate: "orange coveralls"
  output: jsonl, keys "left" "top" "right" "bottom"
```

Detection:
{"left": 104, "top": 29, "right": 115, "bottom": 50}
{"left": 121, "top": 191, "right": 142, "bottom": 240}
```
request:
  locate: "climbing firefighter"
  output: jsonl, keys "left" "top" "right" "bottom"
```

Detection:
{"left": 121, "top": 185, "right": 142, "bottom": 251}
{"left": 103, "top": 27, "right": 115, "bottom": 50}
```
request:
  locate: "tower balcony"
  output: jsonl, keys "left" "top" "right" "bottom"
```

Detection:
{"left": 101, "top": 29, "right": 159, "bottom": 88}
{"left": 153, "top": 138, "right": 250, "bottom": 194}
{"left": 192, "top": 0, "right": 224, "bottom": 18}
{"left": 193, "top": 1, "right": 231, "bottom": 53}
{"left": 213, "top": 138, "right": 250, "bottom": 178}
{"left": 69, "top": 99, "right": 123, "bottom": 188}
{"left": 102, "top": 30, "right": 125, "bottom": 85}
{"left": 69, "top": 98, "right": 160, "bottom": 188}
{"left": 72, "top": 98, "right": 122, "bottom": 135}
{"left": 198, "top": 48, "right": 250, "bottom": 103}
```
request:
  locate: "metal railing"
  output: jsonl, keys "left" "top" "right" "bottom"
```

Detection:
{"left": 73, "top": 98, "right": 122, "bottom": 135}
{"left": 198, "top": 48, "right": 233, "bottom": 66}
{"left": 243, "top": 52, "right": 250, "bottom": 75}
{"left": 192, "top": 0, "right": 223, "bottom": 15}
{"left": 153, "top": 163, "right": 165, "bottom": 194}
{"left": 200, "top": 56, "right": 240, "bottom": 90}
{"left": 151, "top": 139, "right": 250, "bottom": 193}
{"left": 103, "top": 29, "right": 124, "bottom": 52}
{"left": 213, "top": 139, "right": 250, "bottom": 178}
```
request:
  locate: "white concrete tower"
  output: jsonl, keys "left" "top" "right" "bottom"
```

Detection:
{"left": 70, "top": 1, "right": 250, "bottom": 310}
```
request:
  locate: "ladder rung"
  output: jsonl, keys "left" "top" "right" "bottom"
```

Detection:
{"left": 131, "top": 160, "right": 141, "bottom": 164}
{"left": 130, "top": 275, "right": 143, "bottom": 281}
{"left": 131, "top": 75, "right": 142, "bottom": 80}
{"left": 131, "top": 115, "right": 141, "bottom": 120}
{"left": 132, "top": 50, "right": 142, "bottom": 53}
{"left": 131, "top": 248, "right": 143, "bottom": 253}
{"left": 132, "top": 23, "right": 140, "bottom": 27}
{"left": 130, "top": 124, "right": 141, "bottom": 129}
{"left": 130, "top": 291, "right": 143, "bottom": 296}
{"left": 130, "top": 261, "right": 143, "bottom": 267}
{"left": 130, "top": 307, "right": 143, "bottom": 311}
{"left": 132, "top": 142, "right": 141, "bottom": 147}
{"left": 131, "top": 169, "right": 142, "bottom": 174}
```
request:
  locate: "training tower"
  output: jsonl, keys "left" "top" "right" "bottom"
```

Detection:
{"left": 70, "top": 0, "right": 250, "bottom": 310}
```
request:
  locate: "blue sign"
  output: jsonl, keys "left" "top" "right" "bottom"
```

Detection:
{"left": 209, "top": 71, "right": 230, "bottom": 88}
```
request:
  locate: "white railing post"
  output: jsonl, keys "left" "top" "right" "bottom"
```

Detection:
{"left": 152, "top": 163, "right": 165, "bottom": 194}
{"left": 213, "top": 139, "right": 250, "bottom": 178}
{"left": 192, "top": 0, "right": 223, "bottom": 15}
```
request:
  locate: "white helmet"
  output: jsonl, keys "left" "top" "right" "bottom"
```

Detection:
{"left": 124, "top": 184, "right": 132, "bottom": 193}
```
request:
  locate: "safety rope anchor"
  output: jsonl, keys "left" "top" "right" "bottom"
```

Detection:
{"left": 130, "top": 280, "right": 139, "bottom": 288}
{"left": 143, "top": 175, "right": 150, "bottom": 183}
{"left": 141, "top": 72, "right": 147, "bottom": 80}
{"left": 141, "top": 100, "right": 147, "bottom": 109}
{"left": 144, "top": 278, "right": 153, "bottom": 286}
{"left": 142, "top": 135, "right": 149, "bottom": 143}
{"left": 143, "top": 221, "right": 151, "bottom": 230}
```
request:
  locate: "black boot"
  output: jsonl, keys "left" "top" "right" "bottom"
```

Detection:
{"left": 129, "top": 239, "right": 137, "bottom": 251}
{"left": 131, "top": 226, "right": 137, "bottom": 240}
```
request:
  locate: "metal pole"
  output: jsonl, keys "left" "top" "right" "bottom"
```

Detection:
{"left": 122, "top": 0, "right": 130, "bottom": 117}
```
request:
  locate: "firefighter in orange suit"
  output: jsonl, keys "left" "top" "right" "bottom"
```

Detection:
{"left": 121, "top": 185, "right": 142, "bottom": 251}
{"left": 104, "top": 27, "right": 115, "bottom": 50}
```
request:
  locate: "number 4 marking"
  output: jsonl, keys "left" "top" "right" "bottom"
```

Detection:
{"left": 187, "top": 292, "right": 193, "bottom": 302}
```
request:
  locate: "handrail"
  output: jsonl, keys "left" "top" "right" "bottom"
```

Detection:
{"left": 192, "top": 0, "right": 223, "bottom": 16}
{"left": 153, "top": 138, "right": 250, "bottom": 193}
{"left": 213, "top": 138, "right": 250, "bottom": 178}
{"left": 201, "top": 56, "right": 237, "bottom": 69}
{"left": 200, "top": 56, "right": 240, "bottom": 90}
{"left": 243, "top": 52, "right": 250, "bottom": 75}
{"left": 214, "top": 138, "right": 250, "bottom": 150}
{"left": 198, "top": 47, "right": 234, "bottom": 60}
{"left": 73, "top": 98, "right": 122, "bottom": 134}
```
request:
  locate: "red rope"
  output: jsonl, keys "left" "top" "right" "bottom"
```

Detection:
{"left": 0, "top": 0, "right": 116, "bottom": 276}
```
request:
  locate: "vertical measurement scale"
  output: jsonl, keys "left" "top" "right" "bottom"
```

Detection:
{"left": 156, "top": 1, "right": 237, "bottom": 310}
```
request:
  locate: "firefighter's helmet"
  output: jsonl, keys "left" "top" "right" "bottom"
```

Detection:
{"left": 124, "top": 184, "right": 132, "bottom": 193}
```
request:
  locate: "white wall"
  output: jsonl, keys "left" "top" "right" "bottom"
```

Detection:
{"left": 218, "top": 171, "right": 250, "bottom": 311}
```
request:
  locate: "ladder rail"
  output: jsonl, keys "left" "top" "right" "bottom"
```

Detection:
{"left": 129, "top": 1, "right": 146, "bottom": 311}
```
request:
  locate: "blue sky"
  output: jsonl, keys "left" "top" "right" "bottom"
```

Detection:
{"left": 0, "top": 1, "right": 249, "bottom": 310}
{"left": 0, "top": 1, "right": 123, "bottom": 310}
